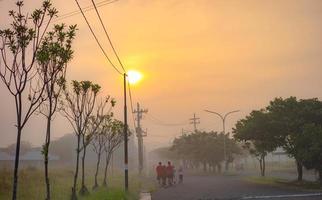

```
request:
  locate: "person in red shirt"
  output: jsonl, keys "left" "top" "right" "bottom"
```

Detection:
{"left": 166, "top": 161, "right": 174, "bottom": 186}
{"left": 155, "top": 162, "right": 163, "bottom": 185}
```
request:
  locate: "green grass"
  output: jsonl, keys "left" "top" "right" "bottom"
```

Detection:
{"left": 0, "top": 167, "right": 141, "bottom": 200}
{"left": 246, "top": 176, "right": 322, "bottom": 191}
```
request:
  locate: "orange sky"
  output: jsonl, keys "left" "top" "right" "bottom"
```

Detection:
{"left": 1, "top": 0, "right": 322, "bottom": 150}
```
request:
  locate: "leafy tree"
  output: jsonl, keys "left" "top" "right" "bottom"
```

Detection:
{"left": 78, "top": 98, "right": 113, "bottom": 195}
{"left": 171, "top": 131, "right": 240, "bottom": 173}
{"left": 91, "top": 115, "right": 111, "bottom": 189}
{"left": 267, "top": 97, "right": 322, "bottom": 181}
{"left": 83, "top": 97, "right": 115, "bottom": 190}
{"left": 0, "top": 1, "right": 57, "bottom": 199}
{"left": 233, "top": 110, "right": 282, "bottom": 176}
{"left": 37, "top": 23, "right": 76, "bottom": 200}
{"left": 60, "top": 80, "right": 100, "bottom": 200}
{"left": 102, "top": 119, "right": 126, "bottom": 186}
{"left": 300, "top": 124, "right": 322, "bottom": 182}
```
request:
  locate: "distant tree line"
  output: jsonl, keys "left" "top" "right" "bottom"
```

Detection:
{"left": 233, "top": 97, "right": 322, "bottom": 182}
{"left": 171, "top": 131, "right": 241, "bottom": 173}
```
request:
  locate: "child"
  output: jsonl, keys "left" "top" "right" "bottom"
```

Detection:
{"left": 178, "top": 166, "right": 183, "bottom": 184}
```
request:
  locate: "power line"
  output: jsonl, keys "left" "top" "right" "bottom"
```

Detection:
{"left": 74, "top": 0, "right": 124, "bottom": 75}
{"left": 146, "top": 113, "right": 189, "bottom": 126}
{"left": 91, "top": 0, "right": 126, "bottom": 72}
{"left": 127, "top": 82, "right": 137, "bottom": 130}
{"left": 54, "top": 0, "right": 120, "bottom": 22}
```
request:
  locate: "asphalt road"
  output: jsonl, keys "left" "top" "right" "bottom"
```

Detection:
{"left": 151, "top": 175, "right": 322, "bottom": 200}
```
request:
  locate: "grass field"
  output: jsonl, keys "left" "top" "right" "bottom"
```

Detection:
{"left": 246, "top": 176, "right": 322, "bottom": 191}
{"left": 0, "top": 166, "right": 149, "bottom": 200}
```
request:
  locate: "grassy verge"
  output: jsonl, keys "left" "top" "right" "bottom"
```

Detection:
{"left": 0, "top": 167, "right": 141, "bottom": 200}
{"left": 246, "top": 176, "right": 322, "bottom": 191}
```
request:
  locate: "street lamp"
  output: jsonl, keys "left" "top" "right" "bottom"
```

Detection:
{"left": 123, "top": 70, "right": 142, "bottom": 191}
{"left": 204, "top": 109, "right": 239, "bottom": 170}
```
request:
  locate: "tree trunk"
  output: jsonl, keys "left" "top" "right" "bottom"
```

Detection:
{"left": 12, "top": 95, "right": 22, "bottom": 200}
{"left": 44, "top": 115, "right": 52, "bottom": 200}
{"left": 103, "top": 152, "right": 111, "bottom": 186}
{"left": 79, "top": 138, "right": 88, "bottom": 195}
{"left": 261, "top": 155, "right": 266, "bottom": 177}
{"left": 225, "top": 160, "right": 229, "bottom": 171}
{"left": 296, "top": 160, "right": 303, "bottom": 181}
{"left": 203, "top": 162, "right": 207, "bottom": 172}
{"left": 217, "top": 163, "right": 222, "bottom": 173}
{"left": 12, "top": 127, "right": 22, "bottom": 200}
{"left": 259, "top": 158, "right": 263, "bottom": 176}
{"left": 318, "top": 170, "right": 322, "bottom": 183}
{"left": 71, "top": 135, "right": 81, "bottom": 200}
{"left": 93, "top": 151, "right": 101, "bottom": 189}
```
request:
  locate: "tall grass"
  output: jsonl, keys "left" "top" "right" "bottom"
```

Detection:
{"left": 0, "top": 167, "right": 140, "bottom": 200}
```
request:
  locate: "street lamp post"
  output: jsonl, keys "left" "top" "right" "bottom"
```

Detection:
{"left": 204, "top": 109, "right": 239, "bottom": 170}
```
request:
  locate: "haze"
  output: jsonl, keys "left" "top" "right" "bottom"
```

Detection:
{"left": 1, "top": 0, "right": 322, "bottom": 151}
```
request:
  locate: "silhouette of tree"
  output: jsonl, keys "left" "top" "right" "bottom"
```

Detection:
{"left": 233, "top": 110, "right": 282, "bottom": 176}
{"left": 102, "top": 119, "right": 125, "bottom": 186}
{"left": 0, "top": 1, "right": 57, "bottom": 199}
{"left": 37, "top": 23, "right": 76, "bottom": 200}
{"left": 60, "top": 80, "right": 100, "bottom": 200}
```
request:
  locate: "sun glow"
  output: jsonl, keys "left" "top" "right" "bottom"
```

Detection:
{"left": 127, "top": 70, "right": 143, "bottom": 85}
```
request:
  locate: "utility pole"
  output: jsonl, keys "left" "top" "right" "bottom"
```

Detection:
{"left": 189, "top": 113, "right": 200, "bottom": 132}
{"left": 123, "top": 73, "right": 128, "bottom": 191}
{"left": 133, "top": 102, "right": 148, "bottom": 174}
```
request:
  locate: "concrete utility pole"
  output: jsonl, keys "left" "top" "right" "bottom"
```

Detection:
{"left": 133, "top": 102, "right": 148, "bottom": 174}
{"left": 189, "top": 113, "right": 200, "bottom": 132}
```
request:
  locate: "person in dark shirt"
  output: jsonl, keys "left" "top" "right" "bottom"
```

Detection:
{"left": 161, "top": 164, "right": 167, "bottom": 187}
{"left": 156, "top": 162, "right": 163, "bottom": 185}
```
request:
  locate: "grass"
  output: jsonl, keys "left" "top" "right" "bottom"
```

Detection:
{"left": 0, "top": 166, "right": 142, "bottom": 200}
{"left": 246, "top": 176, "right": 322, "bottom": 191}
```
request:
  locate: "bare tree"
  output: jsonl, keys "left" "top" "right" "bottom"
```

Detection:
{"left": 37, "top": 24, "right": 76, "bottom": 200}
{"left": 0, "top": 1, "right": 57, "bottom": 199}
{"left": 91, "top": 114, "right": 111, "bottom": 189}
{"left": 60, "top": 80, "right": 100, "bottom": 200}
{"left": 79, "top": 97, "right": 114, "bottom": 194}
{"left": 102, "top": 119, "right": 126, "bottom": 186}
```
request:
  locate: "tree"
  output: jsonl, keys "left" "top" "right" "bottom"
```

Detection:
{"left": 233, "top": 110, "right": 282, "bottom": 176}
{"left": 267, "top": 97, "right": 322, "bottom": 181}
{"left": 91, "top": 115, "right": 111, "bottom": 189}
{"left": 0, "top": 1, "right": 57, "bottom": 199}
{"left": 78, "top": 98, "right": 112, "bottom": 195}
{"left": 37, "top": 23, "right": 76, "bottom": 200}
{"left": 60, "top": 80, "right": 100, "bottom": 200}
{"left": 102, "top": 119, "right": 125, "bottom": 186}
{"left": 171, "top": 131, "right": 240, "bottom": 173}
{"left": 83, "top": 97, "right": 115, "bottom": 190}
{"left": 300, "top": 124, "right": 322, "bottom": 182}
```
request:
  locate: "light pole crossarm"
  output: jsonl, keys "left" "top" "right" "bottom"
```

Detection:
{"left": 204, "top": 110, "right": 224, "bottom": 121}
{"left": 223, "top": 110, "right": 240, "bottom": 120}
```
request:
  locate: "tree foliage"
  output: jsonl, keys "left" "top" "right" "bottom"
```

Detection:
{"left": 171, "top": 131, "right": 241, "bottom": 172}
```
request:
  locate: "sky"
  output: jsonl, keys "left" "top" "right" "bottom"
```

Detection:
{"left": 0, "top": 0, "right": 322, "bottom": 151}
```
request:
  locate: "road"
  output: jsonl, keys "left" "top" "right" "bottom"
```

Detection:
{"left": 151, "top": 175, "right": 322, "bottom": 200}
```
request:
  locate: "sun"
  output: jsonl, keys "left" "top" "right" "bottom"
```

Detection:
{"left": 127, "top": 70, "right": 143, "bottom": 85}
